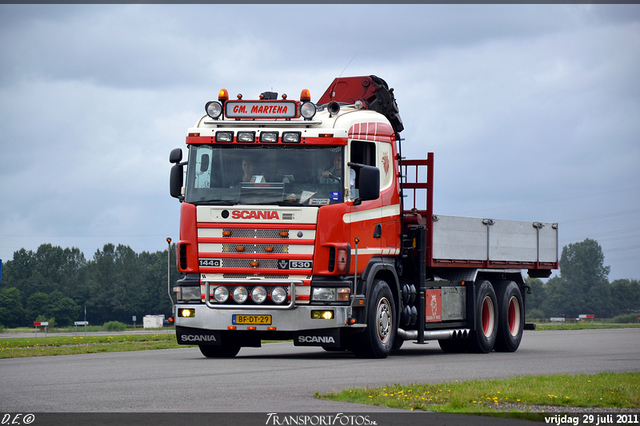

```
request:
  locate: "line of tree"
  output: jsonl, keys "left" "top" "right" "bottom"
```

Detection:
{"left": 526, "top": 238, "right": 640, "bottom": 320}
{"left": 0, "top": 243, "right": 179, "bottom": 328}
{"left": 0, "top": 238, "right": 638, "bottom": 328}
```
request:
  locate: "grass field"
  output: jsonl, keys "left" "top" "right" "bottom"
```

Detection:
{"left": 2, "top": 325, "right": 638, "bottom": 417}
{"left": 316, "top": 372, "right": 640, "bottom": 419}
{"left": 0, "top": 333, "right": 190, "bottom": 358}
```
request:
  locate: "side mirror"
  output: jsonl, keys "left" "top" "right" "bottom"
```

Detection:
{"left": 348, "top": 162, "right": 379, "bottom": 205}
{"left": 169, "top": 148, "right": 184, "bottom": 200}
{"left": 169, "top": 148, "right": 183, "bottom": 164}
{"left": 170, "top": 164, "right": 184, "bottom": 199}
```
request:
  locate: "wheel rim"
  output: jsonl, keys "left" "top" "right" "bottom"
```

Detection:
{"left": 481, "top": 296, "right": 495, "bottom": 337}
{"left": 507, "top": 295, "right": 521, "bottom": 336}
{"left": 376, "top": 297, "right": 392, "bottom": 344}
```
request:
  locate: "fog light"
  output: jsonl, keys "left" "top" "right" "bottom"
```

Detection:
{"left": 213, "top": 286, "right": 229, "bottom": 303}
{"left": 233, "top": 286, "right": 248, "bottom": 303}
{"left": 271, "top": 287, "right": 287, "bottom": 304}
{"left": 178, "top": 308, "right": 195, "bottom": 318}
{"left": 311, "top": 310, "right": 334, "bottom": 320}
{"left": 205, "top": 101, "right": 223, "bottom": 119}
{"left": 301, "top": 102, "right": 316, "bottom": 120}
{"left": 252, "top": 286, "right": 267, "bottom": 304}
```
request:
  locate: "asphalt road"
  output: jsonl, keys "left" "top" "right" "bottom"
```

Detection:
{"left": 1, "top": 329, "right": 639, "bottom": 425}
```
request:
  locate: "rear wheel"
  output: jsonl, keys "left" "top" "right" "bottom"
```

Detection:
{"left": 199, "top": 344, "right": 240, "bottom": 358}
{"left": 469, "top": 280, "right": 498, "bottom": 353}
{"left": 353, "top": 279, "right": 396, "bottom": 359}
{"left": 494, "top": 281, "right": 524, "bottom": 352}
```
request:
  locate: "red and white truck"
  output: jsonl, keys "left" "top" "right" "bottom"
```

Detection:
{"left": 168, "top": 75, "right": 558, "bottom": 358}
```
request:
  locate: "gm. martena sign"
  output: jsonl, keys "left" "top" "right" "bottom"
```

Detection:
{"left": 225, "top": 100, "right": 297, "bottom": 119}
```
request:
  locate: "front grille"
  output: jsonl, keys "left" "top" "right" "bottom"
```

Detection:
{"left": 222, "top": 258, "right": 281, "bottom": 269}
{"left": 223, "top": 274, "right": 289, "bottom": 279}
{"left": 222, "top": 244, "right": 289, "bottom": 254}
{"left": 223, "top": 229, "right": 290, "bottom": 239}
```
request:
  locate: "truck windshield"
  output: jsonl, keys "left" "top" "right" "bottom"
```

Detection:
{"left": 184, "top": 145, "right": 347, "bottom": 206}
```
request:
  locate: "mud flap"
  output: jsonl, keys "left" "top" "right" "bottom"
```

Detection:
{"left": 176, "top": 326, "right": 221, "bottom": 346}
{"left": 293, "top": 329, "right": 341, "bottom": 348}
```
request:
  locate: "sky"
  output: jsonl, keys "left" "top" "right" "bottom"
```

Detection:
{"left": 0, "top": 4, "right": 639, "bottom": 282}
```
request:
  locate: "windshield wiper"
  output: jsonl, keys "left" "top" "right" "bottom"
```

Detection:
{"left": 195, "top": 199, "right": 236, "bottom": 205}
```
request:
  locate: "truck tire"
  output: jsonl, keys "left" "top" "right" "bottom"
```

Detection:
{"left": 494, "top": 281, "right": 524, "bottom": 352}
{"left": 199, "top": 344, "right": 240, "bottom": 358}
{"left": 469, "top": 280, "right": 498, "bottom": 353}
{"left": 353, "top": 279, "right": 396, "bottom": 359}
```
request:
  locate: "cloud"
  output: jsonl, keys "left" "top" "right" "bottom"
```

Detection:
{"left": 0, "top": 4, "right": 638, "bottom": 280}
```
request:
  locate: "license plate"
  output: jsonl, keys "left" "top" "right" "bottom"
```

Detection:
{"left": 232, "top": 314, "right": 272, "bottom": 325}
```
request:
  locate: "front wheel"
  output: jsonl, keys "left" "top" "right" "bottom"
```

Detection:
{"left": 494, "top": 281, "right": 524, "bottom": 352}
{"left": 353, "top": 279, "right": 396, "bottom": 359}
{"left": 469, "top": 280, "right": 498, "bottom": 353}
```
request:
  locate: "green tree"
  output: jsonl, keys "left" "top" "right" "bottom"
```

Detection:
{"left": 0, "top": 287, "right": 25, "bottom": 327}
{"left": 85, "top": 244, "right": 118, "bottom": 325}
{"left": 26, "top": 290, "right": 80, "bottom": 326}
{"left": 3, "top": 244, "right": 87, "bottom": 314}
{"left": 525, "top": 277, "right": 546, "bottom": 312}
{"left": 542, "top": 239, "right": 612, "bottom": 318}
{"left": 610, "top": 279, "right": 640, "bottom": 314}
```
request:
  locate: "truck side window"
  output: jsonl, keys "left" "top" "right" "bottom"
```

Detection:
{"left": 350, "top": 141, "right": 377, "bottom": 197}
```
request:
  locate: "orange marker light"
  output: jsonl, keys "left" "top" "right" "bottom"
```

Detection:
{"left": 218, "top": 88, "right": 229, "bottom": 102}
{"left": 222, "top": 231, "right": 232, "bottom": 237}
{"left": 300, "top": 89, "right": 311, "bottom": 102}
{"left": 236, "top": 246, "right": 245, "bottom": 252}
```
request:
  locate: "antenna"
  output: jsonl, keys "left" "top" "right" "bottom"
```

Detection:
{"left": 331, "top": 53, "right": 358, "bottom": 100}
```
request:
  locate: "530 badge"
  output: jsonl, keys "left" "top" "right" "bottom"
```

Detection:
{"left": 278, "top": 260, "right": 313, "bottom": 269}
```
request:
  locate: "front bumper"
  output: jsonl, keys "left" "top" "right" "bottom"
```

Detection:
{"left": 174, "top": 303, "right": 351, "bottom": 332}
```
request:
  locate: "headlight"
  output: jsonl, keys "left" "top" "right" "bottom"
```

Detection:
{"left": 215, "top": 131, "right": 234, "bottom": 143}
{"left": 271, "top": 286, "right": 287, "bottom": 304}
{"left": 233, "top": 286, "right": 249, "bottom": 303}
{"left": 205, "top": 101, "right": 223, "bottom": 119}
{"left": 312, "top": 287, "right": 350, "bottom": 302}
{"left": 238, "top": 131, "right": 255, "bottom": 142}
{"left": 251, "top": 286, "right": 267, "bottom": 304}
{"left": 213, "top": 286, "right": 229, "bottom": 303}
{"left": 301, "top": 102, "right": 316, "bottom": 120}
{"left": 176, "top": 286, "right": 201, "bottom": 301}
{"left": 282, "top": 132, "right": 301, "bottom": 143}
{"left": 260, "top": 131, "right": 278, "bottom": 143}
